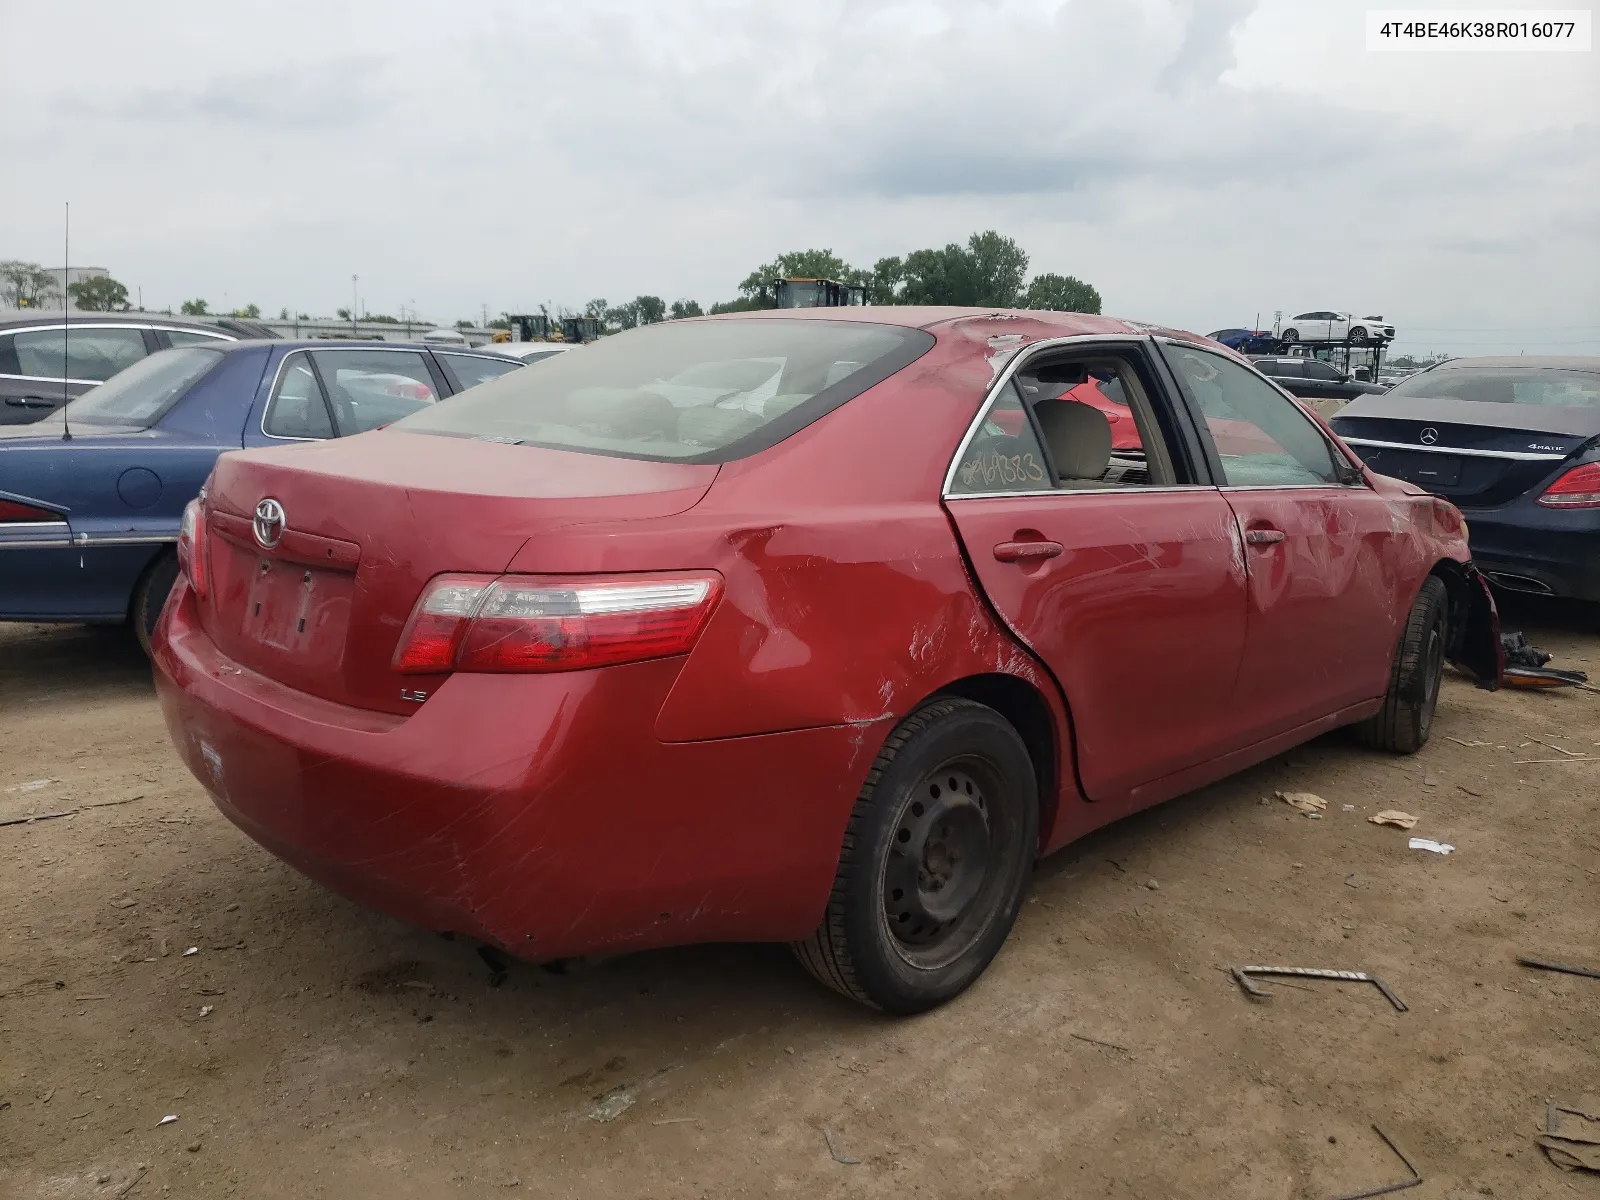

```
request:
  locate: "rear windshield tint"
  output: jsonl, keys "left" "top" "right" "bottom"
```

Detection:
{"left": 1387, "top": 367, "right": 1600, "bottom": 408}
{"left": 394, "top": 318, "right": 931, "bottom": 462}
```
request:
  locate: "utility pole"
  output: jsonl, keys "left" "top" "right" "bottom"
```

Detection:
{"left": 351, "top": 275, "right": 359, "bottom": 336}
{"left": 481, "top": 303, "right": 488, "bottom": 330}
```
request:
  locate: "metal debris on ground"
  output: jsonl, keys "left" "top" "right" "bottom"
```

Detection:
{"left": 587, "top": 1090, "right": 635, "bottom": 1122}
{"left": 1277, "top": 790, "right": 1328, "bottom": 816}
{"left": 0, "top": 795, "right": 143, "bottom": 829}
{"left": 1517, "top": 955, "right": 1600, "bottom": 981}
{"left": 1537, "top": 1100, "right": 1600, "bottom": 1172}
{"left": 1070, "top": 1032, "right": 1132, "bottom": 1055}
{"left": 116, "top": 1166, "right": 149, "bottom": 1198}
{"left": 1407, "top": 838, "right": 1455, "bottom": 855}
{"left": 1329, "top": 1123, "right": 1423, "bottom": 1199}
{"left": 1231, "top": 966, "right": 1407, "bottom": 1012}
{"left": 822, "top": 1127, "right": 861, "bottom": 1165}
{"left": 1369, "top": 811, "right": 1418, "bottom": 830}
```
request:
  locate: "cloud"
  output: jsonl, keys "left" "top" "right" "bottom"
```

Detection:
{"left": 0, "top": 0, "right": 1592, "bottom": 353}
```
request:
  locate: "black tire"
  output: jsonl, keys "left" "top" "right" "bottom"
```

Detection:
{"left": 130, "top": 550, "right": 180, "bottom": 657}
{"left": 1353, "top": 576, "right": 1447, "bottom": 754}
{"left": 1349, "top": 326, "right": 1369, "bottom": 344}
{"left": 1280, "top": 328, "right": 1299, "bottom": 343}
{"left": 791, "top": 698, "right": 1039, "bottom": 1014}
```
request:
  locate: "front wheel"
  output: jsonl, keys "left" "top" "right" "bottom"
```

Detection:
{"left": 791, "top": 698, "right": 1039, "bottom": 1013}
{"left": 1349, "top": 326, "right": 1369, "bottom": 344}
{"left": 1279, "top": 328, "right": 1299, "bottom": 343}
{"left": 130, "top": 550, "right": 180, "bottom": 657}
{"left": 1353, "top": 576, "right": 1447, "bottom": 754}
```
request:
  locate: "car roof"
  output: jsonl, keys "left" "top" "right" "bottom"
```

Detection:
{"left": 216, "top": 338, "right": 517, "bottom": 358}
{"left": 1427, "top": 355, "right": 1600, "bottom": 371}
{"left": 0, "top": 312, "right": 236, "bottom": 332}
{"left": 690, "top": 305, "right": 1201, "bottom": 341}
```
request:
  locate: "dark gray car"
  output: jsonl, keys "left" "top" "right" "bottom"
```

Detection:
{"left": 0, "top": 313, "right": 274, "bottom": 424}
{"left": 1249, "top": 355, "right": 1387, "bottom": 408}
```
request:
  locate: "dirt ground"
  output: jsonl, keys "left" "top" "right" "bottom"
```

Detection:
{"left": 2, "top": 602, "right": 1597, "bottom": 1199}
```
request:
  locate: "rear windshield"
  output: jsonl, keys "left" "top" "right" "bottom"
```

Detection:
{"left": 394, "top": 318, "right": 929, "bottom": 462}
{"left": 1386, "top": 367, "right": 1600, "bottom": 408}
{"left": 60, "top": 346, "right": 223, "bottom": 428}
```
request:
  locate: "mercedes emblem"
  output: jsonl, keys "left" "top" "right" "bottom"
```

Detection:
{"left": 1419, "top": 427, "right": 1439, "bottom": 445}
{"left": 253, "top": 498, "right": 286, "bottom": 549}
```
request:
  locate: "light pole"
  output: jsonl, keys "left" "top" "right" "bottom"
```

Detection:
{"left": 351, "top": 275, "right": 359, "bottom": 336}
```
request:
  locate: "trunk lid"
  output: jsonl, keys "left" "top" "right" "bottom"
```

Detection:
{"left": 1332, "top": 395, "right": 1599, "bottom": 507}
{"left": 200, "top": 430, "right": 717, "bottom": 713}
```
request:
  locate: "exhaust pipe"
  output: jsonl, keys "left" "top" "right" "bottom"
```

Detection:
{"left": 1486, "top": 572, "right": 1554, "bottom": 595}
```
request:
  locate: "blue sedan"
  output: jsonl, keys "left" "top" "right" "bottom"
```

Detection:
{"left": 0, "top": 339, "right": 523, "bottom": 650}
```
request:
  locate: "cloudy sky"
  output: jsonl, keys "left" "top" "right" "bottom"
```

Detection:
{"left": 2, "top": 0, "right": 1596, "bottom": 355}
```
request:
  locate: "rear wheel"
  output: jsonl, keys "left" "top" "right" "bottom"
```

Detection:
{"left": 130, "top": 550, "right": 180, "bottom": 657}
{"left": 1353, "top": 576, "right": 1447, "bottom": 754}
{"left": 791, "top": 698, "right": 1038, "bottom": 1014}
{"left": 1280, "top": 328, "right": 1299, "bottom": 343}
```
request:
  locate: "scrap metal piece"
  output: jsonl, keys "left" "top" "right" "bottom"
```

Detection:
{"left": 1232, "top": 966, "right": 1408, "bottom": 1012}
{"left": 1518, "top": 955, "right": 1600, "bottom": 981}
{"left": 1330, "top": 1124, "right": 1423, "bottom": 1200}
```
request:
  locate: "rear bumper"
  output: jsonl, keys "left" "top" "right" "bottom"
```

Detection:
{"left": 152, "top": 581, "right": 871, "bottom": 959}
{"left": 1460, "top": 504, "right": 1600, "bottom": 602}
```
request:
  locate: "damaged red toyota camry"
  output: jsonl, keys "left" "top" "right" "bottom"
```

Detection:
{"left": 153, "top": 309, "right": 1501, "bottom": 1013}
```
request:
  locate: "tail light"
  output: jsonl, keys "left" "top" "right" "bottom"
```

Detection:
{"left": 1536, "top": 462, "right": 1600, "bottom": 509}
{"left": 394, "top": 572, "right": 723, "bottom": 674}
{"left": 176, "top": 498, "right": 210, "bottom": 598}
{"left": 0, "top": 499, "right": 63, "bottom": 523}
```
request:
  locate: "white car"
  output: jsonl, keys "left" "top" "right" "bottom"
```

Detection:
{"left": 1277, "top": 311, "right": 1395, "bottom": 344}
{"left": 492, "top": 342, "right": 575, "bottom": 365}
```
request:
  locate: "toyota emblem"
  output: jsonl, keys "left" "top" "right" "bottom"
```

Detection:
{"left": 1419, "top": 427, "right": 1439, "bottom": 445}
{"left": 253, "top": 498, "right": 286, "bottom": 549}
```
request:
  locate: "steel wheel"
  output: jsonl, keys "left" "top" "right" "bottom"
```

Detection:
{"left": 791, "top": 698, "right": 1038, "bottom": 1013}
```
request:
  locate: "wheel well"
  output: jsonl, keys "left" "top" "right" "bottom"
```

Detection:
{"left": 933, "top": 673, "right": 1058, "bottom": 847}
{"left": 126, "top": 545, "right": 177, "bottom": 623}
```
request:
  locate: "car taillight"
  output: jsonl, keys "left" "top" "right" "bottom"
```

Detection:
{"left": 1536, "top": 462, "right": 1600, "bottom": 509}
{"left": 0, "top": 499, "right": 62, "bottom": 522}
{"left": 176, "top": 498, "right": 210, "bottom": 598}
{"left": 393, "top": 572, "right": 723, "bottom": 674}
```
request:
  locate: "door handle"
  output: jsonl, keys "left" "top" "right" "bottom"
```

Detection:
{"left": 1244, "top": 528, "right": 1285, "bottom": 546}
{"left": 994, "top": 540, "right": 1063, "bottom": 563}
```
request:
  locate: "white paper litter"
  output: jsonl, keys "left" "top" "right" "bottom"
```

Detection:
{"left": 182, "top": 947, "right": 198, "bottom": 956}
{"left": 158, "top": 1114, "right": 178, "bottom": 1126}
{"left": 1409, "top": 837, "right": 1455, "bottom": 855}
{"left": 198, "top": 1005, "right": 213, "bottom": 1017}
{"left": 5, "top": 779, "right": 57, "bottom": 793}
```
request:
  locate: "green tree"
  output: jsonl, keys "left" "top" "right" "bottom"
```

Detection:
{"left": 892, "top": 232, "right": 1029, "bottom": 306}
{"left": 867, "top": 256, "right": 904, "bottom": 305}
{"left": 336, "top": 307, "right": 351, "bottom": 320}
{"left": 455, "top": 318, "right": 473, "bottom": 330}
{"left": 708, "top": 297, "right": 767, "bottom": 314}
{"left": 66, "top": 274, "right": 131, "bottom": 312}
{"left": 633, "top": 295, "right": 666, "bottom": 325}
{"left": 669, "top": 299, "right": 704, "bottom": 319}
{"left": 1021, "top": 273, "right": 1102, "bottom": 314}
{"left": 583, "top": 298, "right": 609, "bottom": 320}
{"left": 231, "top": 303, "right": 262, "bottom": 319}
{"left": 180, "top": 298, "right": 210, "bottom": 316}
{"left": 0, "top": 260, "right": 59, "bottom": 309}
{"left": 605, "top": 301, "right": 639, "bottom": 331}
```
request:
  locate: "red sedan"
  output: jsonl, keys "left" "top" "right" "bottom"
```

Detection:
{"left": 153, "top": 309, "right": 1501, "bottom": 1013}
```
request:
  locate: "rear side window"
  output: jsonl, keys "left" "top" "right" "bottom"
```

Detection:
{"left": 437, "top": 353, "right": 524, "bottom": 391}
{"left": 1303, "top": 360, "right": 1343, "bottom": 381}
{"left": 15, "top": 326, "right": 148, "bottom": 381}
{"left": 264, "top": 354, "right": 335, "bottom": 439}
{"left": 1386, "top": 368, "right": 1600, "bottom": 409}
{"left": 310, "top": 349, "right": 440, "bottom": 435}
{"left": 1163, "top": 345, "right": 1345, "bottom": 487}
{"left": 394, "top": 318, "right": 931, "bottom": 463}
{"left": 1259, "top": 359, "right": 1302, "bottom": 377}
{"left": 163, "top": 329, "right": 231, "bottom": 349}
